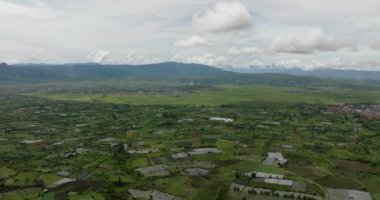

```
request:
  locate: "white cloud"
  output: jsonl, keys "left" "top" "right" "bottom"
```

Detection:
{"left": 0, "top": 1, "right": 60, "bottom": 19}
{"left": 175, "top": 36, "right": 208, "bottom": 47}
{"left": 248, "top": 58, "right": 380, "bottom": 71}
{"left": 269, "top": 28, "right": 351, "bottom": 54}
{"left": 372, "top": 39, "right": 380, "bottom": 51}
{"left": 172, "top": 53, "right": 230, "bottom": 67}
{"left": 192, "top": 1, "right": 252, "bottom": 33}
{"left": 228, "top": 47, "right": 262, "bottom": 56}
{"left": 89, "top": 50, "right": 110, "bottom": 64}
{"left": 0, "top": 0, "right": 379, "bottom": 70}
{"left": 245, "top": 60, "right": 265, "bottom": 67}
{"left": 0, "top": 59, "right": 20, "bottom": 65}
{"left": 88, "top": 50, "right": 164, "bottom": 65}
{"left": 273, "top": 59, "right": 327, "bottom": 70}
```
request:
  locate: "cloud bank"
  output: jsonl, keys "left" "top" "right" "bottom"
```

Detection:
{"left": 192, "top": 1, "right": 253, "bottom": 33}
{"left": 269, "top": 29, "right": 350, "bottom": 54}
{"left": 175, "top": 36, "right": 208, "bottom": 47}
{"left": 228, "top": 47, "right": 263, "bottom": 56}
{"left": 0, "top": 0, "right": 379, "bottom": 70}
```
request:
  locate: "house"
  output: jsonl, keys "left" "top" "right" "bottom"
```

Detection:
{"left": 188, "top": 148, "right": 222, "bottom": 155}
{"left": 328, "top": 189, "right": 372, "bottom": 200}
{"left": 262, "top": 157, "right": 276, "bottom": 165}
{"left": 185, "top": 168, "right": 209, "bottom": 176}
{"left": 57, "top": 170, "right": 70, "bottom": 177}
{"left": 178, "top": 118, "right": 194, "bottom": 123}
{"left": 348, "top": 190, "right": 372, "bottom": 200}
{"left": 245, "top": 172, "right": 284, "bottom": 179}
{"left": 209, "top": 117, "right": 234, "bottom": 123}
{"left": 61, "top": 151, "right": 78, "bottom": 158}
{"left": 47, "top": 178, "right": 75, "bottom": 189}
{"left": 76, "top": 147, "right": 88, "bottom": 154}
{"left": 282, "top": 144, "right": 293, "bottom": 149}
{"left": 268, "top": 152, "right": 284, "bottom": 159}
{"left": 20, "top": 140, "right": 44, "bottom": 144}
{"left": 171, "top": 152, "right": 188, "bottom": 159}
{"left": 263, "top": 152, "right": 287, "bottom": 166}
{"left": 264, "top": 178, "right": 293, "bottom": 186}
{"left": 128, "top": 149, "right": 159, "bottom": 154}
{"left": 136, "top": 165, "right": 170, "bottom": 177}
{"left": 97, "top": 137, "right": 115, "bottom": 143}
{"left": 128, "top": 189, "right": 182, "bottom": 200}
{"left": 52, "top": 142, "right": 64, "bottom": 146}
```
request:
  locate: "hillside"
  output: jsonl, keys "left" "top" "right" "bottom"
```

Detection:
{"left": 0, "top": 62, "right": 379, "bottom": 88}
{"left": 226, "top": 66, "right": 380, "bottom": 81}
{"left": 0, "top": 62, "right": 230, "bottom": 81}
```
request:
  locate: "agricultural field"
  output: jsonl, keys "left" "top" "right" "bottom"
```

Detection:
{"left": 0, "top": 81, "right": 379, "bottom": 200}
{"left": 25, "top": 84, "right": 380, "bottom": 106}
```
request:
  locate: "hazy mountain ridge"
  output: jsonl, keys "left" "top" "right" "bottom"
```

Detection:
{"left": 1, "top": 62, "right": 230, "bottom": 81}
{"left": 225, "top": 66, "right": 380, "bottom": 81}
{"left": 0, "top": 62, "right": 379, "bottom": 88}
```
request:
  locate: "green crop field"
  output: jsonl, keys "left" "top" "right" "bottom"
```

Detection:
{"left": 1, "top": 79, "right": 379, "bottom": 200}
{"left": 255, "top": 165, "right": 286, "bottom": 175}
{"left": 26, "top": 84, "right": 380, "bottom": 106}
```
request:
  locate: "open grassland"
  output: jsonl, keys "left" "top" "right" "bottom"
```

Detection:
{"left": 26, "top": 84, "right": 380, "bottom": 106}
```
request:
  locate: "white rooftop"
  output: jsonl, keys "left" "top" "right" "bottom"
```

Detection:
{"left": 245, "top": 172, "right": 284, "bottom": 179}
{"left": 267, "top": 152, "right": 284, "bottom": 159}
{"left": 171, "top": 152, "right": 188, "bottom": 159}
{"left": 188, "top": 148, "right": 222, "bottom": 155}
{"left": 264, "top": 178, "right": 293, "bottom": 186}
{"left": 209, "top": 117, "right": 234, "bottom": 123}
{"left": 20, "top": 140, "right": 44, "bottom": 144}
{"left": 47, "top": 178, "right": 75, "bottom": 188}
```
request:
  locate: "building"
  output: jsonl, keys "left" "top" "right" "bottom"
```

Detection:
{"left": 328, "top": 188, "right": 372, "bottom": 200}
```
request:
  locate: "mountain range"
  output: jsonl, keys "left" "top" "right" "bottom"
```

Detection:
{"left": 224, "top": 66, "right": 380, "bottom": 81}
{"left": 0, "top": 62, "right": 379, "bottom": 88}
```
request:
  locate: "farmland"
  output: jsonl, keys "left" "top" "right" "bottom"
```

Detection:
{"left": 25, "top": 84, "right": 380, "bottom": 106}
{"left": 0, "top": 78, "right": 379, "bottom": 200}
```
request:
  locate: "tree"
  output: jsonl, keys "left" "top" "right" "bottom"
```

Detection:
{"left": 234, "top": 172, "right": 241, "bottom": 179}
{"left": 116, "top": 177, "right": 123, "bottom": 187}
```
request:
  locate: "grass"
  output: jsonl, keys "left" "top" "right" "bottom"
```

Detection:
{"left": 227, "top": 160, "right": 261, "bottom": 172}
{"left": 216, "top": 140, "right": 237, "bottom": 154}
{"left": 287, "top": 164, "right": 332, "bottom": 180}
{"left": 194, "top": 190, "right": 216, "bottom": 200}
{"left": 131, "top": 158, "right": 149, "bottom": 168}
{"left": 153, "top": 176, "right": 196, "bottom": 198}
{"left": 230, "top": 194, "right": 294, "bottom": 200}
{"left": 194, "top": 153, "right": 232, "bottom": 161}
{"left": 0, "top": 167, "right": 16, "bottom": 178}
{"left": 1, "top": 192, "right": 40, "bottom": 200}
{"left": 26, "top": 84, "right": 380, "bottom": 106}
{"left": 38, "top": 192, "right": 55, "bottom": 200}
{"left": 10, "top": 172, "right": 40, "bottom": 186}
{"left": 374, "top": 193, "right": 380, "bottom": 200}
{"left": 256, "top": 165, "right": 286, "bottom": 175}
{"left": 39, "top": 174, "right": 61, "bottom": 185}
{"left": 360, "top": 175, "right": 380, "bottom": 195}
{"left": 68, "top": 192, "right": 104, "bottom": 200}
{"left": 316, "top": 175, "right": 364, "bottom": 190}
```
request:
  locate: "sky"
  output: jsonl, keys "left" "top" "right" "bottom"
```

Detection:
{"left": 0, "top": 0, "right": 380, "bottom": 70}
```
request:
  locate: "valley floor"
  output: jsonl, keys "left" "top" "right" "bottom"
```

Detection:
{"left": 0, "top": 81, "right": 379, "bottom": 200}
